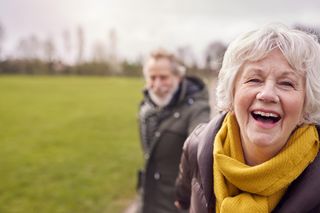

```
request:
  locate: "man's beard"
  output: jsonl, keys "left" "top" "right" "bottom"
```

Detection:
{"left": 148, "top": 80, "right": 180, "bottom": 108}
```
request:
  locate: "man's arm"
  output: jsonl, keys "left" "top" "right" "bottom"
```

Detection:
{"left": 175, "top": 135, "right": 193, "bottom": 209}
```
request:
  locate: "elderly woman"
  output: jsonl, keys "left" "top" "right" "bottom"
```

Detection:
{"left": 175, "top": 23, "right": 320, "bottom": 213}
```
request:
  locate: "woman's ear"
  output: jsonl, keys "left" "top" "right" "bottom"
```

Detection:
{"left": 229, "top": 102, "right": 234, "bottom": 113}
{"left": 297, "top": 111, "right": 308, "bottom": 126}
{"left": 300, "top": 112, "right": 309, "bottom": 125}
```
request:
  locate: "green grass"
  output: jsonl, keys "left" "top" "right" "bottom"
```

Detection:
{"left": 0, "top": 76, "right": 144, "bottom": 213}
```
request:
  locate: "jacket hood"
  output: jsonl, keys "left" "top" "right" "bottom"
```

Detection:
{"left": 178, "top": 76, "right": 208, "bottom": 103}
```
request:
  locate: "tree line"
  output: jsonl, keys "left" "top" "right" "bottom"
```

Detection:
{"left": 0, "top": 21, "right": 319, "bottom": 78}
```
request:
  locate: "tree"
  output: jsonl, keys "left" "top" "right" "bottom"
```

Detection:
{"left": 205, "top": 41, "right": 227, "bottom": 74}
{"left": 16, "top": 34, "right": 41, "bottom": 59}
{"left": 43, "top": 37, "right": 55, "bottom": 62}
{"left": 92, "top": 40, "right": 108, "bottom": 63}
{"left": 176, "top": 45, "right": 197, "bottom": 68}
{"left": 107, "top": 28, "right": 120, "bottom": 73}
{"left": 0, "top": 21, "right": 4, "bottom": 59}
{"left": 16, "top": 38, "right": 31, "bottom": 59}
{"left": 108, "top": 28, "right": 117, "bottom": 62}
{"left": 29, "top": 34, "right": 41, "bottom": 59}
{"left": 62, "top": 29, "right": 72, "bottom": 63}
{"left": 76, "top": 26, "right": 85, "bottom": 63}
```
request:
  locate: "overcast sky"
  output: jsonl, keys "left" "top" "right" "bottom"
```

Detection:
{"left": 1, "top": 0, "right": 320, "bottom": 62}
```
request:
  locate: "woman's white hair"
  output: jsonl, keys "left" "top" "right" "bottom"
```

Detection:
{"left": 216, "top": 23, "right": 320, "bottom": 123}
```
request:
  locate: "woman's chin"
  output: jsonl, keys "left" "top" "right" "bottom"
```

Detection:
{"left": 248, "top": 134, "right": 277, "bottom": 148}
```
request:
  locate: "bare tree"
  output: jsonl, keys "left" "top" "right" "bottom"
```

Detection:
{"left": 107, "top": 28, "right": 120, "bottom": 72}
{"left": 15, "top": 35, "right": 42, "bottom": 59}
{"left": 0, "top": 21, "right": 4, "bottom": 59}
{"left": 77, "top": 26, "right": 85, "bottom": 63}
{"left": 108, "top": 28, "right": 117, "bottom": 62}
{"left": 205, "top": 41, "right": 227, "bottom": 74}
{"left": 29, "top": 34, "right": 41, "bottom": 59}
{"left": 43, "top": 37, "right": 55, "bottom": 62}
{"left": 62, "top": 29, "right": 71, "bottom": 63}
{"left": 176, "top": 45, "right": 197, "bottom": 68}
{"left": 92, "top": 40, "right": 108, "bottom": 63}
{"left": 16, "top": 38, "right": 28, "bottom": 59}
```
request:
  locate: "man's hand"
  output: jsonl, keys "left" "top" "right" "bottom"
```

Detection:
{"left": 174, "top": 201, "right": 182, "bottom": 209}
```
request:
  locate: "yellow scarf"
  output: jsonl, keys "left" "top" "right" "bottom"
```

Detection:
{"left": 213, "top": 113, "right": 319, "bottom": 213}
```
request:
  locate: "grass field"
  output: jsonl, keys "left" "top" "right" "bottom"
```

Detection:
{"left": 0, "top": 76, "right": 144, "bottom": 213}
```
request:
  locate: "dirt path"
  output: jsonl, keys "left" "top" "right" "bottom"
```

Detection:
{"left": 123, "top": 201, "right": 138, "bottom": 213}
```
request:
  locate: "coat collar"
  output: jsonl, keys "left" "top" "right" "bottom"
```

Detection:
{"left": 197, "top": 113, "right": 226, "bottom": 210}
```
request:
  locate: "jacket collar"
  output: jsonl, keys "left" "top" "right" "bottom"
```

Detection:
{"left": 197, "top": 113, "right": 226, "bottom": 210}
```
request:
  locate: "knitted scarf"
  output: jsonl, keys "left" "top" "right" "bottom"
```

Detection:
{"left": 213, "top": 113, "right": 319, "bottom": 213}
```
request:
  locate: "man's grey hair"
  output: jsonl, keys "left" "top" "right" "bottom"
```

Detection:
{"left": 143, "top": 49, "right": 186, "bottom": 77}
{"left": 216, "top": 23, "right": 320, "bottom": 123}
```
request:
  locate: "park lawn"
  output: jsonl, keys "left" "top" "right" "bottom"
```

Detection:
{"left": 0, "top": 75, "right": 144, "bottom": 213}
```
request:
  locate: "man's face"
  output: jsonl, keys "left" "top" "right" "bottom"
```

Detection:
{"left": 145, "top": 58, "right": 181, "bottom": 99}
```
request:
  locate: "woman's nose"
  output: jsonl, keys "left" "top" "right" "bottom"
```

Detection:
{"left": 256, "top": 82, "right": 280, "bottom": 103}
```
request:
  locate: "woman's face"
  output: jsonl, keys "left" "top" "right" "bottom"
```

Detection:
{"left": 233, "top": 49, "right": 305, "bottom": 153}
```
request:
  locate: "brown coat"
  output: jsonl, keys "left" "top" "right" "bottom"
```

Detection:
{"left": 175, "top": 113, "right": 320, "bottom": 213}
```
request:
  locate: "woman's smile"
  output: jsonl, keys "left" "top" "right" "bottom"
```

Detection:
{"left": 251, "top": 109, "right": 281, "bottom": 129}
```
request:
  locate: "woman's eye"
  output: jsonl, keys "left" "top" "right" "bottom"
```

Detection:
{"left": 279, "top": 81, "right": 294, "bottom": 88}
{"left": 246, "top": 78, "right": 261, "bottom": 83}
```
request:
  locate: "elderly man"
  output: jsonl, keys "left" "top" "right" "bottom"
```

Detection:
{"left": 137, "top": 49, "right": 210, "bottom": 213}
